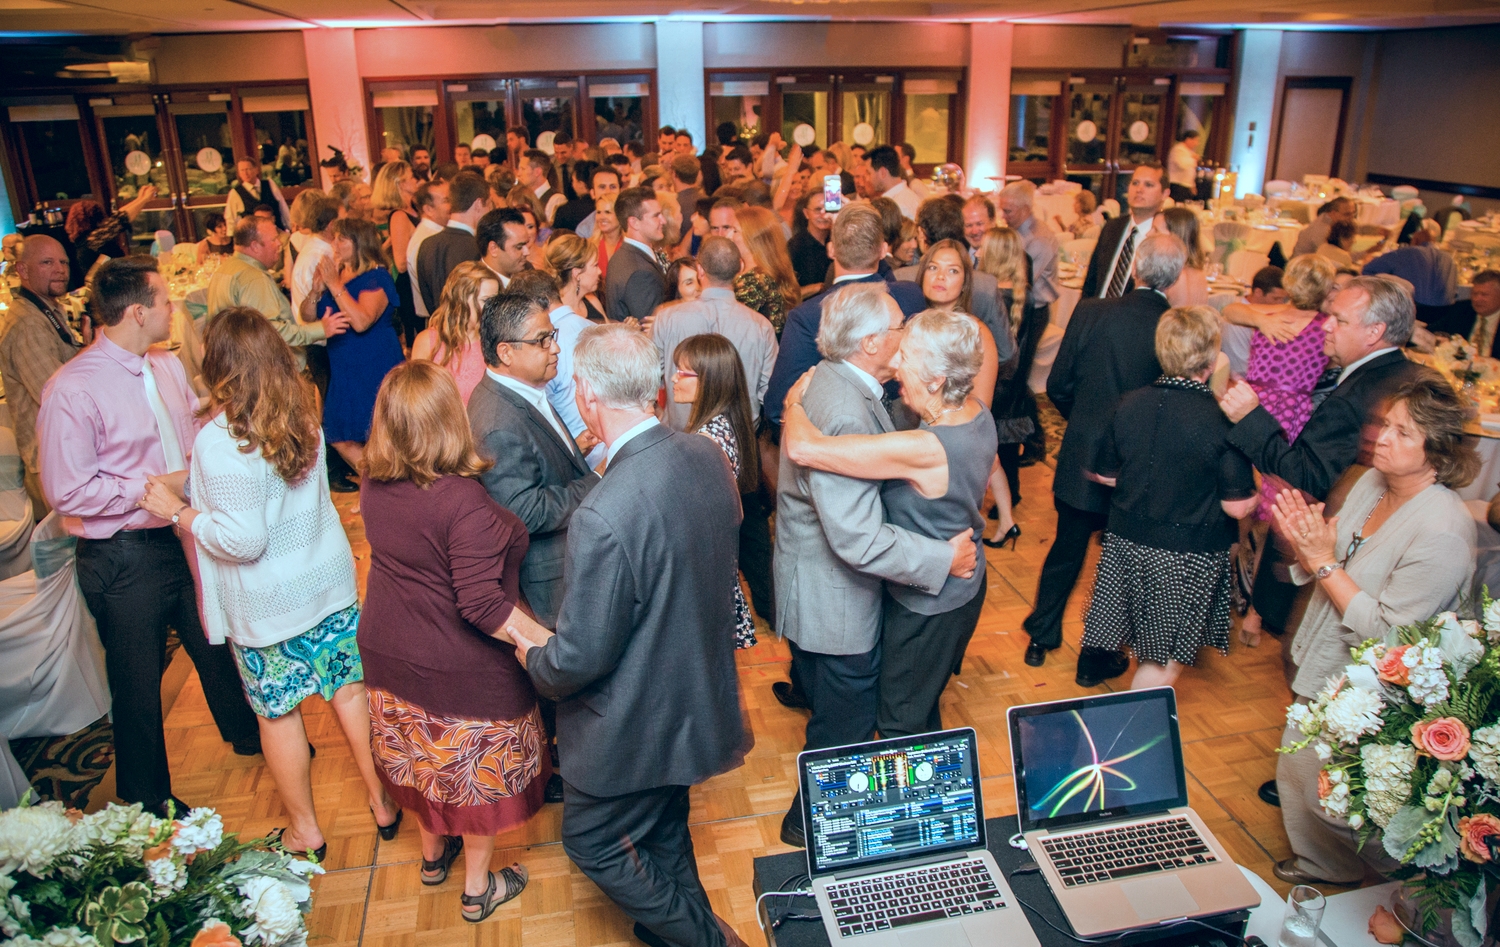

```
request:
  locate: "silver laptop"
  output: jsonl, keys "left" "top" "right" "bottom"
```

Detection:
{"left": 1007, "top": 687, "right": 1260, "bottom": 938}
{"left": 798, "top": 728, "right": 1041, "bottom": 947}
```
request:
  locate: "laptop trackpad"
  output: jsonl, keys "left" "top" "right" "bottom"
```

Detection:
{"left": 1122, "top": 876, "right": 1199, "bottom": 920}
{"left": 900, "top": 921, "right": 972, "bottom": 946}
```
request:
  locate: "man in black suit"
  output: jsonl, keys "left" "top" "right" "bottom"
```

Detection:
{"left": 1080, "top": 161, "right": 1168, "bottom": 299}
{"left": 1427, "top": 270, "right": 1500, "bottom": 355}
{"left": 508, "top": 324, "right": 749, "bottom": 947}
{"left": 1025, "top": 233, "right": 1186, "bottom": 684}
{"left": 602, "top": 186, "right": 669, "bottom": 324}
{"left": 415, "top": 170, "right": 488, "bottom": 313}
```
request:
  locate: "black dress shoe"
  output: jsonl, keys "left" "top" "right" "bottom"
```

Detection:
{"left": 780, "top": 809, "right": 806, "bottom": 848}
{"left": 633, "top": 922, "right": 671, "bottom": 947}
{"left": 1024, "top": 640, "right": 1054, "bottom": 667}
{"left": 1258, "top": 780, "right": 1281, "bottom": 807}
{"left": 771, "top": 681, "right": 810, "bottom": 711}
{"left": 984, "top": 524, "right": 1021, "bottom": 550}
{"left": 544, "top": 773, "right": 564, "bottom": 804}
{"left": 328, "top": 472, "right": 360, "bottom": 493}
{"left": 1075, "top": 649, "right": 1130, "bottom": 687}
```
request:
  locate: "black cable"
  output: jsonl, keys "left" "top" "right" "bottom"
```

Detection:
{"left": 1005, "top": 867, "right": 1252, "bottom": 947}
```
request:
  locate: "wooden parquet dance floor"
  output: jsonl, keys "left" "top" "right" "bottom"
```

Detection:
{"left": 148, "top": 461, "right": 1331, "bottom": 946}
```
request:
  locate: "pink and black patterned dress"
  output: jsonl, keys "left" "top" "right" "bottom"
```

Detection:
{"left": 1246, "top": 316, "right": 1329, "bottom": 517}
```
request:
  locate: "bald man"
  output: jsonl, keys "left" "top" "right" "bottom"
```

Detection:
{"left": 0, "top": 235, "right": 84, "bottom": 516}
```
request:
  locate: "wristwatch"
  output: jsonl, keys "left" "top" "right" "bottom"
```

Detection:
{"left": 171, "top": 506, "right": 185, "bottom": 526}
{"left": 1315, "top": 562, "right": 1340, "bottom": 581}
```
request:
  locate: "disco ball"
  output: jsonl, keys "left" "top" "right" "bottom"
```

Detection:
{"left": 930, "top": 163, "right": 965, "bottom": 194}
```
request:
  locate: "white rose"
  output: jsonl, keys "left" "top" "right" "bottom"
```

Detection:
{"left": 1348, "top": 812, "right": 1365, "bottom": 829}
{"left": 0, "top": 802, "right": 78, "bottom": 876}
{"left": 1483, "top": 599, "right": 1500, "bottom": 637}
{"left": 1315, "top": 743, "right": 1332, "bottom": 761}
{"left": 239, "top": 876, "right": 305, "bottom": 945}
{"left": 172, "top": 809, "right": 223, "bottom": 856}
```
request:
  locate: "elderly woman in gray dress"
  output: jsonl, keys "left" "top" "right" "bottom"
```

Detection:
{"left": 1272, "top": 371, "right": 1478, "bottom": 888}
{"left": 780, "top": 309, "right": 997, "bottom": 738}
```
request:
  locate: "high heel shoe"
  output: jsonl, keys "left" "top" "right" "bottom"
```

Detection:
{"left": 983, "top": 524, "right": 1021, "bottom": 550}
{"left": 371, "top": 806, "right": 403, "bottom": 841}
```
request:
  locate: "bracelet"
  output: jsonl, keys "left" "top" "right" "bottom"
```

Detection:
{"left": 1314, "top": 562, "right": 1340, "bottom": 581}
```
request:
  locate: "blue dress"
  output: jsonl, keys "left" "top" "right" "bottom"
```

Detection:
{"left": 319, "top": 267, "right": 405, "bottom": 444}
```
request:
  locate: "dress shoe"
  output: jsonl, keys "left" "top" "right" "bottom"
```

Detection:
{"left": 147, "top": 796, "right": 193, "bottom": 819}
{"left": 716, "top": 915, "right": 750, "bottom": 947}
{"left": 984, "top": 524, "right": 1021, "bottom": 550}
{"left": 780, "top": 809, "right": 806, "bottom": 848}
{"left": 1024, "top": 640, "right": 1055, "bottom": 667}
{"left": 328, "top": 472, "right": 360, "bottom": 493}
{"left": 771, "top": 681, "right": 810, "bottom": 711}
{"left": 1272, "top": 858, "right": 1355, "bottom": 886}
{"left": 632, "top": 922, "right": 670, "bottom": 947}
{"left": 1258, "top": 780, "right": 1281, "bottom": 807}
{"left": 544, "top": 773, "right": 564, "bottom": 804}
{"left": 1075, "top": 649, "right": 1130, "bottom": 687}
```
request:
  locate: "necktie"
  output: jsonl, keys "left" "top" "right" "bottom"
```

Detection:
{"left": 1472, "top": 314, "right": 1497, "bottom": 358}
{"left": 1106, "top": 225, "right": 1140, "bottom": 299}
{"left": 141, "top": 357, "right": 186, "bottom": 471}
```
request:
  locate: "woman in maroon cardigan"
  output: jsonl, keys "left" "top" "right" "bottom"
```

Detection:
{"left": 358, "top": 360, "right": 548, "bottom": 922}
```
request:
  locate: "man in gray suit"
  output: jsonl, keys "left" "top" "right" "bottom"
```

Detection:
{"left": 773, "top": 282, "right": 978, "bottom": 847}
{"left": 603, "top": 186, "right": 669, "bottom": 324}
{"left": 894, "top": 196, "right": 1018, "bottom": 371}
{"left": 652, "top": 236, "right": 778, "bottom": 431}
{"left": 507, "top": 325, "right": 749, "bottom": 947}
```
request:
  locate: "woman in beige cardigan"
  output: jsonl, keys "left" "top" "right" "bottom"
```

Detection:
{"left": 1271, "top": 374, "right": 1479, "bottom": 886}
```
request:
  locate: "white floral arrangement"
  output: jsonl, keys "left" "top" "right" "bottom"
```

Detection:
{"left": 1283, "top": 595, "right": 1500, "bottom": 946}
{"left": 0, "top": 796, "right": 319, "bottom": 947}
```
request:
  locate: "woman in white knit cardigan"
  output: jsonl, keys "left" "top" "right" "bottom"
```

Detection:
{"left": 140, "top": 307, "right": 400, "bottom": 862}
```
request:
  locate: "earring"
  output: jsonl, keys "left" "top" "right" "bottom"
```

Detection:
{"left": 928, "top": 384, "right": 939, "bottom": 393}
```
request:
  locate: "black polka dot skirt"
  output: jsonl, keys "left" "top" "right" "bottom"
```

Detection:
{"left": 1081, "top": 533, "right": 1233, "bottom": 668}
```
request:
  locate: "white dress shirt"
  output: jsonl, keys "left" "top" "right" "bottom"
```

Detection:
{"left": 1099, "top": 215, "right": 1158, "bottom": 299}
{"left": 406, "top": 217, "right": 444, "bottom": 318}
{"left": 607, "top": 416, "right": 660, "bottom": 465}
{"left": 291, "top": 234, "right": 332, "bottom": 313}
{"left": 843, "top": 361, "right": 886, "bottom": 400}
{"left": 486, "top": 369, "right": 572, "bottom": 445}
{"left": 546, "top": 304, "right": 603, "bottom": 467}
{"left": 1168, "top": 142, "right": 1198, "bottom": 190}
{"left": 1337, "top": 346, "right": 1400, "bottom": 386}
{"left": 1470, "top": 307, "right": 1500, "bottom": 356}
{"left": 623, "top": 237, "right": 660, "bottom": 265}
{"left": 882, "top": 180, "right": 922, "bottom": 220}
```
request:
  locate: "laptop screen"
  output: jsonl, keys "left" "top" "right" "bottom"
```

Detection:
{"left": 1009, "top": 688, "right": 1188, "bottom": 833}
{"left": 800, "top": 728, "right": 984, "bottom": 877}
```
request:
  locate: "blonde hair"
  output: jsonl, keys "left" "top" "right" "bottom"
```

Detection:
{"left": 372, "top": 161, "right": 411, "bottom": 212}
{"left": 545, "top": 232, "right": 591, "bottom": 290}
{"left": 288, "top": 189, "right": 325, "bottom": 232}
{"left": 736, "top": 205, "right": 800, "bottom": 313}
{"left": 1283, "top": 253, "right": 1338, "bottom": 312}
{"left": 1155, "top": 305, "right": 1221, "bottom": 379}
{"left": 977, "top": 226, "right": 1028, "bottom": 327}
{"left": 429, "top": 261, "right": 497, "bottom": 369}
{"left": 506, "top": 185, "right": 544, "bottom": 224}
{"left": 363, "top": 361, "right": 493, "bottom": 488}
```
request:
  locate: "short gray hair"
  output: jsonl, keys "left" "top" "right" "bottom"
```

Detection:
{"left": 817, "top": 283, "right": 898, "bottom": 362}
{"left": 573, "top": 323, "right": 661, "bottom": 409}
{"left": 903, "top": 310, "right": 984, "bottom": 406}
{"left": 1347, "top": 275, "right": 1415, "bottom": 346}
{"left": 998, "top": 181, "right": 1035, "bottom": 211}
{"left": 1133, "top": 233, "right": 1186, "bottom": 292}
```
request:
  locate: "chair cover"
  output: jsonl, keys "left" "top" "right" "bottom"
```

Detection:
{"left": 154, "top": 230, "right": 176, "bottom": 255}
{"left": 1390, "top": 185, "right": 1420, "bottom": 202}
{"left": 1060, "top": 239, "right": 1097, "bottom": 266}
{"left": 1263, "top": 180, "right": 1293, "bottom": 197}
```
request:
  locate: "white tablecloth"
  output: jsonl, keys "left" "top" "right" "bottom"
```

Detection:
{"left": 1358, "top": 199, "right": 1400, "bottom": 229}
{"left": 1034, "top": 191, "right": 1079, "bottom": 232}
{"left": 1457, "top": 433, "right": 1500, "bottom": 502}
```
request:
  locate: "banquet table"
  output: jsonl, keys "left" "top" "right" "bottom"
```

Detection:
{"left": 1034, "top": 188, "right": 1079, "bottom": 233}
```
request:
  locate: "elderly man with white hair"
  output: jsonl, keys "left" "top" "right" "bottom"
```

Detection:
{"left": 998, "top": 180, "right": 1061, "bottom": 307}
{"left": 771, "top": 282, "right": 979, "bottom": 849}
{"left": 505, "top": 323, "right": 750, "bottom": 947}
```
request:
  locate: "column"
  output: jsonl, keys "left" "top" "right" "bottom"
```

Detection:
{"left": 965, "top": 22, "right": 1014, "bottom": 191}
{"left": 655, "top": 19, "right": 706, "bottom": 152}
{"left": 1228, "top": 29, "right": 1283, "bottom": 197}
{"left": 303, "top": 28, "right": 370, "bottom": 187}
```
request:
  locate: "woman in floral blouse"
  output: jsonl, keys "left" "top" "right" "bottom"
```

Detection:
{"left": 730, "top": 205, "right": 801, "bottom": 335}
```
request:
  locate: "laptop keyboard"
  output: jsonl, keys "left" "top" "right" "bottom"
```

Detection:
{"left": 1040, "top": 816, "right": 1216, "bottom": 888}
{"left": 825, "top": 857, "right": 1004, "bottom": 938}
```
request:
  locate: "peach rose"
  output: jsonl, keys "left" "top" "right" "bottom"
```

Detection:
{"left": 1411, "top": 717, "right": 1472, "bottom": 761}
{"left": 190, "top": 923, "right": 242, "bottom": 947}
{"left": 1369, "top": 906, "right": 1405, "bottom": 945}
{"left": 1317, "top": 770, "right": 1333, "bottom": 800}
{"left": 1376, "top": 645, "right": 1412, "bottom": 686}
{"left": 1458, "top": 814, "right": 1500, "bottom": 864}
{"left": 144, "top": 839, "right": 174, "bottom": 862}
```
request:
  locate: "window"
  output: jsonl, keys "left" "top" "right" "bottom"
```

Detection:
{"left": 710, "top": 79, "right": 768, "bottom": 142}
{"left": 841, "top": 85, "right": 890, "bottom": 149}
{"left": 170, "top": 102, "right": 233, "bottom": 197}
{"left": 1177, "top": 81, "right": 1225, "bottom": 158}
{"left": 96, "top": 104, "right": 170, "bottom": 200}
{"left": 902, "top": 78, "right": 958, "bottom": 166}
{"left": 373, "top": 88, "right": 438, "bottom": 158}
{"left": 241, "top": 88, "right": 313, "bottom": 188}
{"left": 7, "top": 104, "right": 91, "bottom": 201}
{"left": 589, "top": 81, "right": 648, "bottom": 145}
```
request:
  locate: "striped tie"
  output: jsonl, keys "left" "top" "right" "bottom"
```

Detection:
{"left": 1105, "top": 226, "right": 1140, "bottom": 299}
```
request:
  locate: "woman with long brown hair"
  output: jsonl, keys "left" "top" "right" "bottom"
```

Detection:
{"left": 358, "top": 361, "right": 543, "bottom": 921}
{"left": 732, "top": 204, "right": 800, "bottom": 334}
{"left": 670, "top": 333, "right": 760, "bottom": 649}
{"left": 138, "top": 307, "right": 398, "bottom": 863}
{"left": 411, "top": 261, "right": 500, "bottom": 404}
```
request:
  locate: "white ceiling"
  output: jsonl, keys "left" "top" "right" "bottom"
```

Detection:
{"left": 0, "top": 0, "right": 1497, "bottom": 35}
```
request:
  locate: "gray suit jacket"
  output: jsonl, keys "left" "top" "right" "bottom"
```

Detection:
{"left": 604, "top": 242, "right": 667, "bottom": 323}
{"left": 651, "top": 286, "right": 778, "bottom": 430}
{"left": 894, "top": 264, "right": 1018, "bottom": 376}
{"left": 468, "top": 374, "right": 599, "bottom": 628}
{"left": 773, "top": 360, "right": 952, "bottom": 655}
{"left": 527, "top": 423, "right": 747, "bottom": 796}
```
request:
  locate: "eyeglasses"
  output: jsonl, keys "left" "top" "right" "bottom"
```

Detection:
{"left": 673, "top": 368, "right": 699, "bottom": 379}
{"left": 1341, "top": 534, "right": 1367, "bottom": 568}
{"left": 503, "top": 330, "right": 558, "bottom": 347}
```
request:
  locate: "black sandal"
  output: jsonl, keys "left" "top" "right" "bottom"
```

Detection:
{"left": 268, "top": 827, "right": 327, "bottom": 864}
{"left": 460, "top": 864, "right": 527, "bottom": 922}
{"left": 419, "top": 835, "right": 463, "bottom": 886}
{"left": 371, "top": 806, "right": 403, "bottom": 841}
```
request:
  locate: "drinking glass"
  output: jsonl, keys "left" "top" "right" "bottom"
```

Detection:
{"left": 1277, "top": 885, "right": 1325, "bottom": 947}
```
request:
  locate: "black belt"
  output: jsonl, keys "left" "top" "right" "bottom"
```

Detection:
{"left": 80, "top": 526, "right": 177, "bottom": 545}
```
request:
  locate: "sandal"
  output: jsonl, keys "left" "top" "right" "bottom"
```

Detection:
{"left": 371, "top": 805, "right": 403, "bottom": 841}
{"left": 268, "top": 827, "right": 327, "bottom": 864}
{"left": 420, "top": 835, "right": 463, "bottom": 886}
{"left": 460, "top": 864, "right": 527, "bottom": 922}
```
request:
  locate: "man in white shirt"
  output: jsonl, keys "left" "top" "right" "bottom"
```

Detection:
{"left": 999, "top": 181, "right": 1062, "bottom": 306}
{"left": 476, "top": 208, "right": 532, "bottom": 289}
{"left": 290, "top": 195, "right": 341, "bottom": 314}
{"left": 1080, "top": 161, "right": 1167, "bottom": 299}
{"left": 405, "top": 180, "right": 450, "bottom": 322}
{"left": 518, "top": 149, "right": 565, "bottom": 224}
{"left": 867, "top": 146, "right": 920, "bottom": 219}
{"left": 1167, "top": 129, "right": 1201, "bottom": 203}
{"left": 225, "top": 157, "right": 291, "bottom": 232}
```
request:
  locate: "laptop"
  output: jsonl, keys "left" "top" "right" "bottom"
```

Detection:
{"left": 797, "top": 728, "right": 1041, "bottom": 947}
{"left": 1007, "top": 687, "right": 1260, "bottom": 938}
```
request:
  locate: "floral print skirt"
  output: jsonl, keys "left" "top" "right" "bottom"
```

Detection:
{"left": 230, "top": 604, "right": 363, "bottom": 719}
{"left": 367, "top": 687, "right": 548, "bottom": 837}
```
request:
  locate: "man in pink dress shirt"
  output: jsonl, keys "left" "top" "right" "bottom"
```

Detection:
{"left": 37, "top": 255, "right": 257, "bottom": 817}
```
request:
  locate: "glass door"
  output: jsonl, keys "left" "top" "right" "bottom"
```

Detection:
{"left": 167, "top": 95, "right": 239, "bottom": 239}
{"left": 93, "top": 97, "right": 180, "bottom": 247}
{"left": 516, "top": 78, "right": 578, "bottom": 154}
{"left": 775, "top": 74, "right": 831, "bottom": 151}
{"left": 1007, "top": 76, "right": 1064, "bottom": 183}
{"left": 1064, "top": 80, "right": 1114, "bottom": 203}
{"left": 1114, "top": 79, "right": 1169, "bottom": 202}
{"left": 900, "top": 74, "right": 961, "bottom": 173}
{"left": 586, "top": 76, "right": 650, "bottom": 148}
{"left": 708, "top": 75, "right": 769, "bottom": 144}
{"left": 446, "top": 80, "right": 509, "bottom": 162}
{"left": 3, "top": 99, "right": 98, "bottom": 208}
{"left": 370, "top": 83, "right": 441, "bottom": 164}
{"left": 239, "top": 86, "right": 315, "bottom": 189}
{"left": 839, "top": 75, "right": 893, "bottom": 150}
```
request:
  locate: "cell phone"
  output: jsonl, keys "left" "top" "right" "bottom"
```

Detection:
{"left": 823, "top": 174, "right": 844, "bottom": 214}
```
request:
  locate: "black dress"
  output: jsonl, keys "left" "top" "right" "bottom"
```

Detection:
{"left": 788, "top": 228, "right": 829, "bottom": 287}
{"left": 1081, "top": 377, "right": 1256, "bottom": 667}
{"left": 990, "top": 280, "right": 1050, "bottom": 502}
